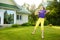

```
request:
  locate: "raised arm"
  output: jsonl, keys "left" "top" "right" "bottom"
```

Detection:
{"left": 46, "top": 10, "right": 50, "bottom": 14}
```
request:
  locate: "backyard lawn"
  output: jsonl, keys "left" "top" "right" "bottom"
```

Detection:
{"left": 0, "top": 26, "right": 60, "bottom": 40}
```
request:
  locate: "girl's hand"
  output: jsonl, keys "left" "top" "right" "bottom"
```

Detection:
{"left": 46, "top": 10, "right": 50, "bottom": 14}
{"left": 47, "top": 10, "right": 50, "bottom": 12}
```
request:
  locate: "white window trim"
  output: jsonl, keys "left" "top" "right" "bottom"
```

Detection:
{"left": 17, "top": 14, "right": 22, "bottom": 20}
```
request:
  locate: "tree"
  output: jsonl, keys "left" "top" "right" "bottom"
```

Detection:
{"left": 28, "top": 4, "right": 38, "bottom": 26}
{"left": 46, "top": 0, "right": 60, "bottom": 25}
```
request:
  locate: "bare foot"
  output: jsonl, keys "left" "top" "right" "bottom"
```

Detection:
{"left": 31, "top": 31, "right": 35, "bottom": 35}
{"left": 42, "top": 36, "right": 44, "bottom": 39}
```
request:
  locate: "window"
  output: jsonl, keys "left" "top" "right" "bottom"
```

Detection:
{"left": 17, "top": 15, "right": 22, "bottom": 20}
{"left": 4, "top": 10, "right": 14, "bottom": 24}
{"left": 20, "top": 15, "right": 22, "bottom": 20}
{"left": 17, "top": 15, "right": 19, "bottom": 20}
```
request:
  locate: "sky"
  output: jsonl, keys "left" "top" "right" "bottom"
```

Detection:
{"left": 14, "top": 0, "right": 47, "bottom": 8}
{"left": 7, "top": 10, "right": 15, "bottom": 14}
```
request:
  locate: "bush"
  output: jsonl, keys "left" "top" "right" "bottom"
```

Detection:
{"left": 44, "top": 20, "right": 49, "bottom": 26}
{"left": 21, "top": 22, "right": 36, "bottom": 26}
{"left": 21, "top": 23, "right": 30, "bottom": 26}
{"left": 11, "top": 24, "right": 20, "bottom": 28}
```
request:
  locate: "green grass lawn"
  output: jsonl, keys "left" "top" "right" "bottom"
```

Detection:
{"left": 0, "top": 26, "right": 60, "bottom": 40}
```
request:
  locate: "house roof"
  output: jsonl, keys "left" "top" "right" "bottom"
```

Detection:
{"left": 0, "top": 3, "right": 31, "bottom": 14}
{"left": 0, "top": 3, "right": 19, "bottom": 10}
{"left": 17, "top": 7, "right": 31, "bottom": 14}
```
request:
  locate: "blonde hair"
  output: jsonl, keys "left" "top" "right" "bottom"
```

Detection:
{"left": 38, "top": 5, "right": 46, "bottom": 10}
{"left": 34, "top": 5, "right": 46, "bottom": 15}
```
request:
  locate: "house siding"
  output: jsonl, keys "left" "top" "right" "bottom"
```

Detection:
{"left": 14, "top": 11, "right": 16, "bottom": 24}
{"left": 0, "top": 0, "right": 30, "bottom": 26}
{"left": 16, "top": 14, "right": 28, "bottom": 24}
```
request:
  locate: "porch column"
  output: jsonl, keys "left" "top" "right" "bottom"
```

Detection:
{"left": 14, "top": 11, "right": 16, "bottom": 24}
{"left": 0, "top": 9, "right": 5, "bottom": 25}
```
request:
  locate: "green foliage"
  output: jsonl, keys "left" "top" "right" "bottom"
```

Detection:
{"left": 44, "top": 20, "right": 49, "bottom": 25}
{"left": 28, "top": 0, "right": 60, "bottom": 26}
{"left": 28, "top": 9, "right": 38, "bottom": 26}
{"left": 21, "top": 22, "right": 35, "bottom": 26}
{"left": 46, "top": 1, "right": 60, "bottom": 25}
{"left": 11, "top": 24, "right": 20, "bottom": 28}
{"left": 21, "top": 23, "right": 30, "bottom": 26}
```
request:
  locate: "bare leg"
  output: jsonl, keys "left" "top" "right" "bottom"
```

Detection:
{"left": 42, "top": 30, "right": 44, "bottom": 39}
{"left": 32, "top": 18, "right": 41, "bottom": 34}
{"left": 40, "top": 18, "right": 44, "bottom": 38}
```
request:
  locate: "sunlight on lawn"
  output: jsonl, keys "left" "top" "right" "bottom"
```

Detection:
{"left": 0, "top": 26, "right": 60, "bottom": 40}
{"left": 52, "top": 26, "right": 60, "bottom": 29}
{"left": 0, "top": 28, "right": 24, "bottom": 32}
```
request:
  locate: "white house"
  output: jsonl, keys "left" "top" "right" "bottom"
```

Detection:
{"left": 0, "top": 0, "right": 30, "bottom": 26}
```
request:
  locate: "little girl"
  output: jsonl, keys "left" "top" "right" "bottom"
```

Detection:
{"left": 32, "top": 5, "right": 50, "bottom": 38}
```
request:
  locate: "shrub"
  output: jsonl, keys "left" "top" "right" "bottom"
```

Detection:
{"left": 21, "top": 23, "right": 30, "bottom": 26}
{"left": 44, "top": 20, "right": 49, "bottom": 26}
{"left": 11, "top": 24, "right": 20, "bottom": 28}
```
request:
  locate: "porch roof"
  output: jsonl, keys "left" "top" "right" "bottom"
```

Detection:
{"left": 0, "top": 3, "right": 31, "bottom": 14}
{"left": 17, "top": 7, "right": 31, "bottom": 14}
{"left": 0, "top": 3, "right": 19, "bottom": 10}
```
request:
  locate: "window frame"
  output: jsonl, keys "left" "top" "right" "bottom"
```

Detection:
{"left": 17, "top": 15, "right": 22, "bottom": 20}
